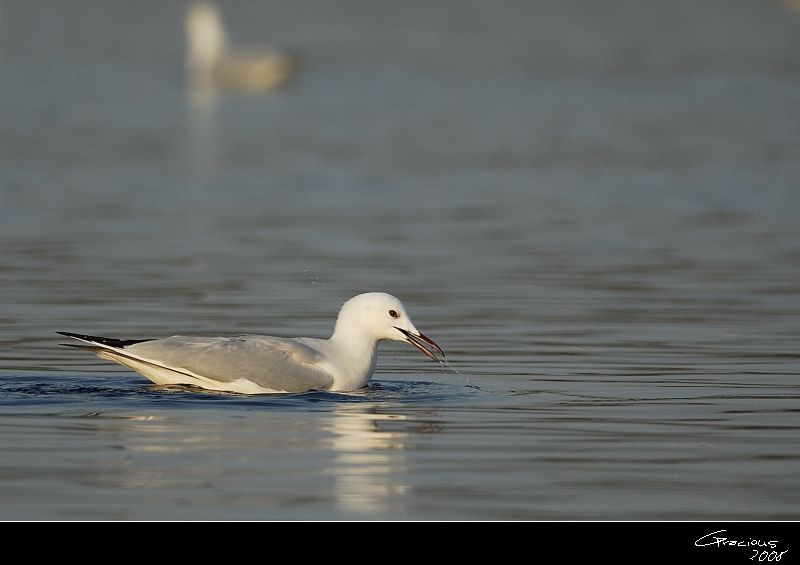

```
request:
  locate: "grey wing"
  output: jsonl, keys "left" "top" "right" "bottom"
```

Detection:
{"left": 126, "top": 335, "right": 334, "bottom": 392}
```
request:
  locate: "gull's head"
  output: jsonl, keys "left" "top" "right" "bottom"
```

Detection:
{"left": 335, "top": 292, "right": 445, "bottom": 363}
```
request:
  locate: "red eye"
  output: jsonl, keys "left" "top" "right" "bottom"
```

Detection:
{"left": 389, "top": 309, "right": 399, "bottom": 319}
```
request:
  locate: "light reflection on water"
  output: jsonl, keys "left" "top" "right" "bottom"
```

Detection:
{"left": 0, "top": 390, "right": 444, "bottom": 519}
{"left": 1, "top": 0, "right": 800, "bottom": 519}
{"left": 327, "top": 404, "right": 410, "bottom": 515}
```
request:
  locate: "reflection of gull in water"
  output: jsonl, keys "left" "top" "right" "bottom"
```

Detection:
{"left": 185, "top": 1, "right": 296, "bottom": 93}
{"left": 328, "top": 403, "right": 410, "bottom": 514}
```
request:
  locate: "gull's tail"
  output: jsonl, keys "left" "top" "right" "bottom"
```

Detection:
{"left": 56, "top": 331, "right": 154, "bottom": 350}
{"left": 56, "top": 331, "right": 239, "bottom": 391}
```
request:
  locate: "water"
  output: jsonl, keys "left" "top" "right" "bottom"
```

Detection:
{"left": 1, "top": 0, "right": 799, "bottom": 520}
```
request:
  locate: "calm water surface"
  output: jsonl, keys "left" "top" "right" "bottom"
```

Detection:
{"left": 1, "top": 1, "right": 799, "bottom": 519}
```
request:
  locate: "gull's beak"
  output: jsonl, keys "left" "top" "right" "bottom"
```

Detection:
{"left": 394, "top": 327, "right": 445, "bottom": 363}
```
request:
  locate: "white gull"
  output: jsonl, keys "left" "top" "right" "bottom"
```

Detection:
{"left": 186, "top": 1, "right": 295, "bottom": 93}
{"left": 58, "top": 292, "right": 444, "bottom": 394}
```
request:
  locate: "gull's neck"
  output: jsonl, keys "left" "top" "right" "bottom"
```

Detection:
{"left": 326, "top": 319, "right": 379, "bottom": 391}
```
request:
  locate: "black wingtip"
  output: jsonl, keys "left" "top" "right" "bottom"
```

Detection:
{"left": 56, "top": 331, "right": 154, "bottom": 348}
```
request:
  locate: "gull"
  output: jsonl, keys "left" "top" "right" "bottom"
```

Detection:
{"left": 58, "top": 292, "right": 444, "bottom": 394}
{"left": 186, "top": 1, "right": 296, "bottom": 93}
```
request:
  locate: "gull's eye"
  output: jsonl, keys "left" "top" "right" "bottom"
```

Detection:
{"left": 388, "top": 309, "right": 399, "bottom": 319}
